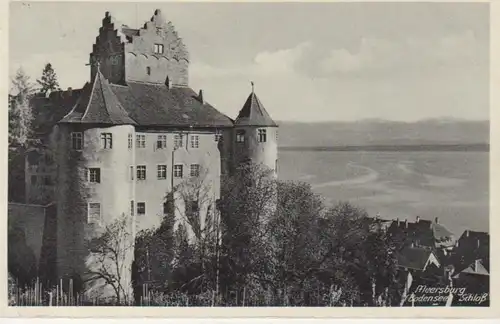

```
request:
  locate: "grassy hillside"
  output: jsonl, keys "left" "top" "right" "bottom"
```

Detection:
{"left": 277, "top": 119, "right": 489, "bottom": 148}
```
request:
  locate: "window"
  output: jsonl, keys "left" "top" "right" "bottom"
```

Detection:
{"left": 258, "top": 129, "right": 267, "bottom": 143}
{"left": 88, "top": 168, "right": 101, "bottom": 183}
{"left": 215, "top": 130, "right": 222, "bottom": 142}
{"left": 146, "top": 67, "right": 151, "bottom": 76}
{"left": 128, "top": 134, "right": 133, "bottom": 149}
{"left": 130, "top": 166, "right": 134, "bottom": 180}
{"left": 137, "top": 202, "right": 146, "bottom": 215}
{"left": 174, "top": 134, "right": 183, "bottom": 149}
{"left": 236, "top": 130, "right": 245, "bottom": 143}
{"left": 174, "top": 164, "right": 183, "bottom": 178}
{"left": 71, "top": 132, "right": 83, "bottom": 150}
{"left": 88, "top": 203, "right": 101, "bottom": 224}
{"left": 31, "top": 175, "right": 37, "bottom": 185}
{"left": 157, "top": 135, "right": 167, "bottom": 149}
{"left": 101, "top": 133, "right": 112, "bottom": 149}
{"left": 130, "top": 201, "right": 134, "bottom": 216}
{"left": 190, "top": 164, "right": 200, "bottom": 177}
{"left": 137, "top": 165, "right": 146, "bottom": 180}
{"left": 136, "top": 134, "right": 146, "bottom": 148}
{"left": 154, "top": 44, "right": 164, "bottom": 54}
{"left": 190, "top": 135, "right": 199, "bottom": 148}
{"left": 157, "top": 165, "right": 167, "bottom": 180}
{"left": 275, "top": 159, "right": 278, "bottom": 174}
{"left": 43, "top": 176, "right": 53, "bottom": 186}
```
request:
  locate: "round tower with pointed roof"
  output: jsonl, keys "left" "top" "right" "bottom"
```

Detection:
{"left": 233, "top": 83, "right": 278, "bottom": 175}
{"left": 53, "top": 67, "right": 136, "bottom": 300}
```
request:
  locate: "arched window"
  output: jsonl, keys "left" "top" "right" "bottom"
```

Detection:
{"left": 146, "top": 66, "right": 151, "bottom": 76}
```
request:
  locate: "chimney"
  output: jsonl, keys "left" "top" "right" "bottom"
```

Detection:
{"left": 466, "top": 230, "right": 469, "bottom": 237}
{"left": 198, "top": 89, "right": 205, "bottom": 104}
{"left": 67, "top": 87, "right": 73, "bottom": 97}
{"left": 165, "top": 76, "right": 172, "bottom": 89}
{"left": 435, "top": 217, "right": 439, "bottom": 224}
{"left": 475, "top": 259, "right": 480, "bottom": 272}
{"left": 404, "top": 219, "right": 408, "bottom": 228}
{"left": 477, "top": 239, "right": 480, "bottom": 248}
{"left": 416, "top": 216, "right": 420, "bottom": 223}
{"left": 455, "top": 240, "right": 459, "bottom": 248}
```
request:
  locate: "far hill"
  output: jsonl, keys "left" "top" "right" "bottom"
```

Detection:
{"left": 277, "top": 119, "right": 489, "bottom": 149}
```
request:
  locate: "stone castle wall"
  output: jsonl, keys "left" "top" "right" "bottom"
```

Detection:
{"left": 233, "top": 126, "right": 278, "bottom": 175}
{"left": 91, "top": 10, "right": 189, "bottom": 86}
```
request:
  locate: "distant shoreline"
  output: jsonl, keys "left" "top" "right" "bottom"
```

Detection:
{"left": 279, "top": 143, "right": 489, "bottom": 152}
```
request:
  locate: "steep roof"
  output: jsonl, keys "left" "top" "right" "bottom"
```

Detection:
{"left": 460, "top": 260, "right": 489, "bottom": 276}
{"left": 59, "top": 69, "right": 136, "bottom": 125}
{"left": 387, "top": 217, "right": 455, "bottom": 249}
{"left": 110, "top": 82, "right": 233, "bottom": 128}
{"left": 235, "top": 91, "right": 277, "bottom": 127}
{"left": 397, "top": 246, "right": 437, "bottom": 271}
{"left": 30, "top": 89, "right": 83, "bottom": 135}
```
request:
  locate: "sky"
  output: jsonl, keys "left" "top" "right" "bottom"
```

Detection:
{"left": 9, "top": 2, "right": 489, "bottom": 122}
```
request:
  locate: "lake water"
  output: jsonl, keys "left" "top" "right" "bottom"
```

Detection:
{"left": 278, "top": 151, "right": 489, "bottom": 236}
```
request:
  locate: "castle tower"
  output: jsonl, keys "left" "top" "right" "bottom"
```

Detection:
{"left": 54, "top": 68, "right": 136, "bottom": 300}
{"left": 89, "top": 10, "right": 189, "bottom": 86}
{"left": 233, "top": 83, "right": 278, "bottom": 176}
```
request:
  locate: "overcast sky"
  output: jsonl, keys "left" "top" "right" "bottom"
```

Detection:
{"left": 9, "top": 2, "right": 489, "bottom": 122}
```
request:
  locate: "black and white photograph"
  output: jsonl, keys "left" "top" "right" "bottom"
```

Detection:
{"left": 6, "top": 1, "right": 491, "bottom": 310}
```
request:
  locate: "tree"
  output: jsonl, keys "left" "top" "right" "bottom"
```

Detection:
{"left": 170, "top": 166, "right": 221, "bottom": 295}
{"left": 134, "top": 205, "right": 176, "bottom": 296}
{"left": 9, "top": 67, "right": 35, "bottom": 148}
{"left": 36, "top": 63, "right": 61, "bottom": 95}
{"left": 8, "top": 226, "right": 37, "bottom": 287}
{"left": 218, "top": 162, "right": 277, "bottom": 304}
{"left": 85, "top": 214, "right": 134, "bottom": 305}
{"left": 265, "top": 180, "right": 325, "bottom": 305}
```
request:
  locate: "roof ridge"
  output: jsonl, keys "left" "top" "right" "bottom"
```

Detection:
{"left": 94, "top": 70, "right": 113, "bottom": 122}
{"left": 81, "top": 71, "right": 101, "bottom": 121}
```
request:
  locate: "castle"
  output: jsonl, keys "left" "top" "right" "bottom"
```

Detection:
{"left": 12, "top": 9, "right": 278, "bottom": 299}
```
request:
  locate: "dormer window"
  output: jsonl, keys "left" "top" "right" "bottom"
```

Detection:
{"left": 154, "top": 44, "right": 164, "bottom": 54}
{"left": 146, "top": 67, "right": 151, "bottom": 76}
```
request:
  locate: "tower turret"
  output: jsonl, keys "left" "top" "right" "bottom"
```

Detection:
{"left": 233, "top": 82, "right": 278, "bottom": 175}
{"left": 55, "top": 67, "right": 136, "bottom": 300}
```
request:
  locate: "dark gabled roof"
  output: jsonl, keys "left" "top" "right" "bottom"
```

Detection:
{"left": 30, "top": 89, "right": 83, "bottom": 135}
{"left": 387, "top": 218, "right": 455, "bottom": 249}
{"left": 458, "top": 230, "right": 489, "bottom": 244}
{"left": 235, "top": 91, "right": 277, "bottom": 127}
{"left": 460, "top": 260, "right": 489, "bottom": 276}
{"left": 397, "top": 246, "right": 436, "bottom": 270}
{"left": 59, "top": 69, "right": 136, "bottom": 125}
{"left": 110, "top": 82, "right": 234, "bottom": 128}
